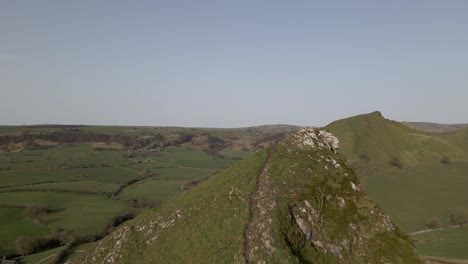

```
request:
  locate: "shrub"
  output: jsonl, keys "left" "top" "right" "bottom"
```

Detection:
{"left": 389, "top": 157, "right": 403, "bottom": 169}
{"left": 450, "top": 208, "right": 468, "bottom": 226}
{"left": 359, "top": 153, "right": 370, "bottom": 162}
{"left": 440, "top": 155, "right": 451, "bottom": 165}
{"left": 424, "top": 217, "right": 442, "bottom": 229}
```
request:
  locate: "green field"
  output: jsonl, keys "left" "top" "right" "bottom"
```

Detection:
{"left": 326, "top": 111, "right": 468, "bottom": 259}
{"left": 0, "top": 125, "right": 264, "bottom": 258}
{"left": 414, "top": 226, "right": 468, "bottom": 259}
{"left": 362, "top": 161, "right": 468, "bottom": 231}
{"left": 0, "top": 207, "right": 50, "bottom": 253}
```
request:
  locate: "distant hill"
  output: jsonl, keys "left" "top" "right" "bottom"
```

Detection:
{"left": 403, "top": 122, "right": 468, "bottom": 133}
{"left": 68, "top": 128, "right": 421, "bottom": 264}
{"left": 326, "top": 112, "right": 468, "bottom": 231}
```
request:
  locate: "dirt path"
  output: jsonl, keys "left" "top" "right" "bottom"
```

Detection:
{"left": 409, "top": 224, "right": 461, "bottom": 236}
{"left": 423, "top": 255, "right": 468, "bottom": 264}
{"left": 35, "top": 250, "right": 84, "bottom": 264}
{"left": 244, "top": 150, "right": 274, "bottom": 264}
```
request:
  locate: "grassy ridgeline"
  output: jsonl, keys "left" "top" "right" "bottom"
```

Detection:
{"left": 70, "top": 130, "right": 422, "bottom": 264}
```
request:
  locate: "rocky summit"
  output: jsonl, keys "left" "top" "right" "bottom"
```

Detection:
{"left": 69, "top": 128, "right": 422, "bottom": 264}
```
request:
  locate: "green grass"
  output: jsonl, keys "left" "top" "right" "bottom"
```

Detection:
{"left": 118, "top": 179, "right": 188, "bottom": 202}
{"left": 326, "top": 112, "right": 468, "bottom": 232}
{"left": 67, "top": 167, "right": 140, "bottom": 183}
{"left": 414, "top": 226, "right": 468, "bottom": 259}
{"left": 72, "top": 150, "right": 268, "bottom": 263}
{"left": 0, "top": 181, "right": 117, "bottom": 194}
{"left": 326, "top": 112, "right": 468, "bottom": 260}
{"left": 70, "top": 131, "right": 422, "bottom": 264}
{"left": 154, "top": 147, "right": 239, "bottom": 169}
{"left": 18, "top": 246, "right": 64, "bottom": 264}
{"left": 0, "top": 207, "right": 50, "bottom": 255}
{"left": 0, "top": 125, "right": 279, "bottom": 258}
{"left": 0, "top": 169, "right": 89, "bottom": 188}
{"left": 362, "top": 161, "right": 468, "bottom": 232}
{"left": 0, "top": 192, "right": 127, "bottom": 236}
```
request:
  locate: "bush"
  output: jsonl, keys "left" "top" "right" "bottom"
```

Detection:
{"left": 424, "top": 217, "right": 442, "bottom": 229}
{"left": 440, "top": 155, "right": 451, "bottom": 165}
{"left": 389, "top": 157, "right": 403, "bottom": 169}
{"left": 359, "top": 153, "right": 370, "bottom": 162}
{"left": 450, "top": 208, "right": 468, "bottom": 226}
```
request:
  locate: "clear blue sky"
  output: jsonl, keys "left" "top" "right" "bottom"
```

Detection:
{"left": 1, "top": 1, "right": 467, "bottom": 127}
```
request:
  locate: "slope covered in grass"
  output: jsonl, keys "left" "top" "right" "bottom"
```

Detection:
{"left": 70, "top": 129, "right": 421, "bottom": 264}
{"left": 326, "top": 111, "right": 468, "bottom": 232}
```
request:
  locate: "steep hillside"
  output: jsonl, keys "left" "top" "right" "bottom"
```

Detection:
{"left": 326, "top": 112, "right": 468, "bottom": 232}
{"left": 68, "top": 129, "right": 421, "bottom": 264}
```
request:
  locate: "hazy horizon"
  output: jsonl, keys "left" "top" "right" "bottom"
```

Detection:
{"left": 1, "top": 1, "right": 468, "bottom": 127}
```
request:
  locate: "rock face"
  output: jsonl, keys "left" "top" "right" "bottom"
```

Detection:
{"left": 69, "top": 129, "right": 422, "bottom": 264}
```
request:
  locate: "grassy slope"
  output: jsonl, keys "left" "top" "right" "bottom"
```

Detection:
{"left": 76, "top": 150, "right": 268, "bottom": 263}
{"left": 326, "top": 112, "right": 468, "bottom": 258}
{"left": 70, "top": 131, "right": 421, "bottom": 264}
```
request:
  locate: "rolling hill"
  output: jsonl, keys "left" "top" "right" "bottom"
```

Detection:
{"left": 326, "top": 111, "right": 468, "bottom": 232}
{"left": 68, "top": 128, "right": 422, "bottom": 264}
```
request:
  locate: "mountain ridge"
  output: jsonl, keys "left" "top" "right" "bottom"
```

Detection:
{"left": 68, "top": 128, "right": 422, "bottom": 264}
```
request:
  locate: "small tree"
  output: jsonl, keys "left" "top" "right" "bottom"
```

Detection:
{"left": 450, "top": 208, "right": 468, "bottom": 226}
{"left": 440, "top": 155, "right": 451, "bottom": 165}
{"left": 389, "top": 157, "right": 403, "bottom": 169}
{"left": 15, "top": 236, "right": 35, "bottom": 256}
{"left": 424, "top": 217, "right": 442, "bottom": 229}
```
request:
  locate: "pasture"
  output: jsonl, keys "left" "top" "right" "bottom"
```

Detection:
{"left": 0, "top": 129, "right": 253, "bottom": 259}
{"left": 414, "top": 225, "right": 468, "bottom": 259}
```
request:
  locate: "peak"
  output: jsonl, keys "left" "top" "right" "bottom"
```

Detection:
{"left": 289, "top": 127, "right": 339, "bottom": 152}
{"left": 370, "top": 111, "right": 384, "bottom": 118}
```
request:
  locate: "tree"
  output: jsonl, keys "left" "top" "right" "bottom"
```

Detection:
{"left": 424, "top": 217, "right": 442, "bottom": 229}
{"left": 440, "top": 155, "right": 451, "bottom": 165}
{"left": 0, "top": 240, "right": 4, "bottom": 257}
{"left": 15, "top": 236, "right": 35, "bottom": 256}
{"left": 450, "top": 208, "right": 468, "bottom": 226}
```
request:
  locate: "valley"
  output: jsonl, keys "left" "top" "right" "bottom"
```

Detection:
{"left": 1, "top": 114, "right": 468, "bottom": 263}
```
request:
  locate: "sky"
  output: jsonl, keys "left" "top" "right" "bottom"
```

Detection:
{"left": 1, "top": 0, "right": 467, "bottom": 127}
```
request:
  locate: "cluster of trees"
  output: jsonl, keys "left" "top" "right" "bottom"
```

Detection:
{"left": 174, "top": 133, "right": 194, "bottom": 145}
{"left": 0, "top": 130, "right": 173, "bottom": 151}
{"left": 15, "top": 228, "right": 74, "bottom": 256}
{"left": 23, "top": 204, "right": 50, "bottom": 226}
{"left": 15, "top": 209, "right": 141, "bottom": 259}
{"left": 424, "top": 207, "right": 468, "bottom": 229}
{"left": 127, "top": 199, "right": 161, "bottom": 208}
{"left": 204, "top": 136, "right": 229, "bottom": 158}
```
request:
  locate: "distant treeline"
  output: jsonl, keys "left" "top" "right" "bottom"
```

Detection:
{"left": 0, "top": 131, "right": 170, "bottom": 149}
